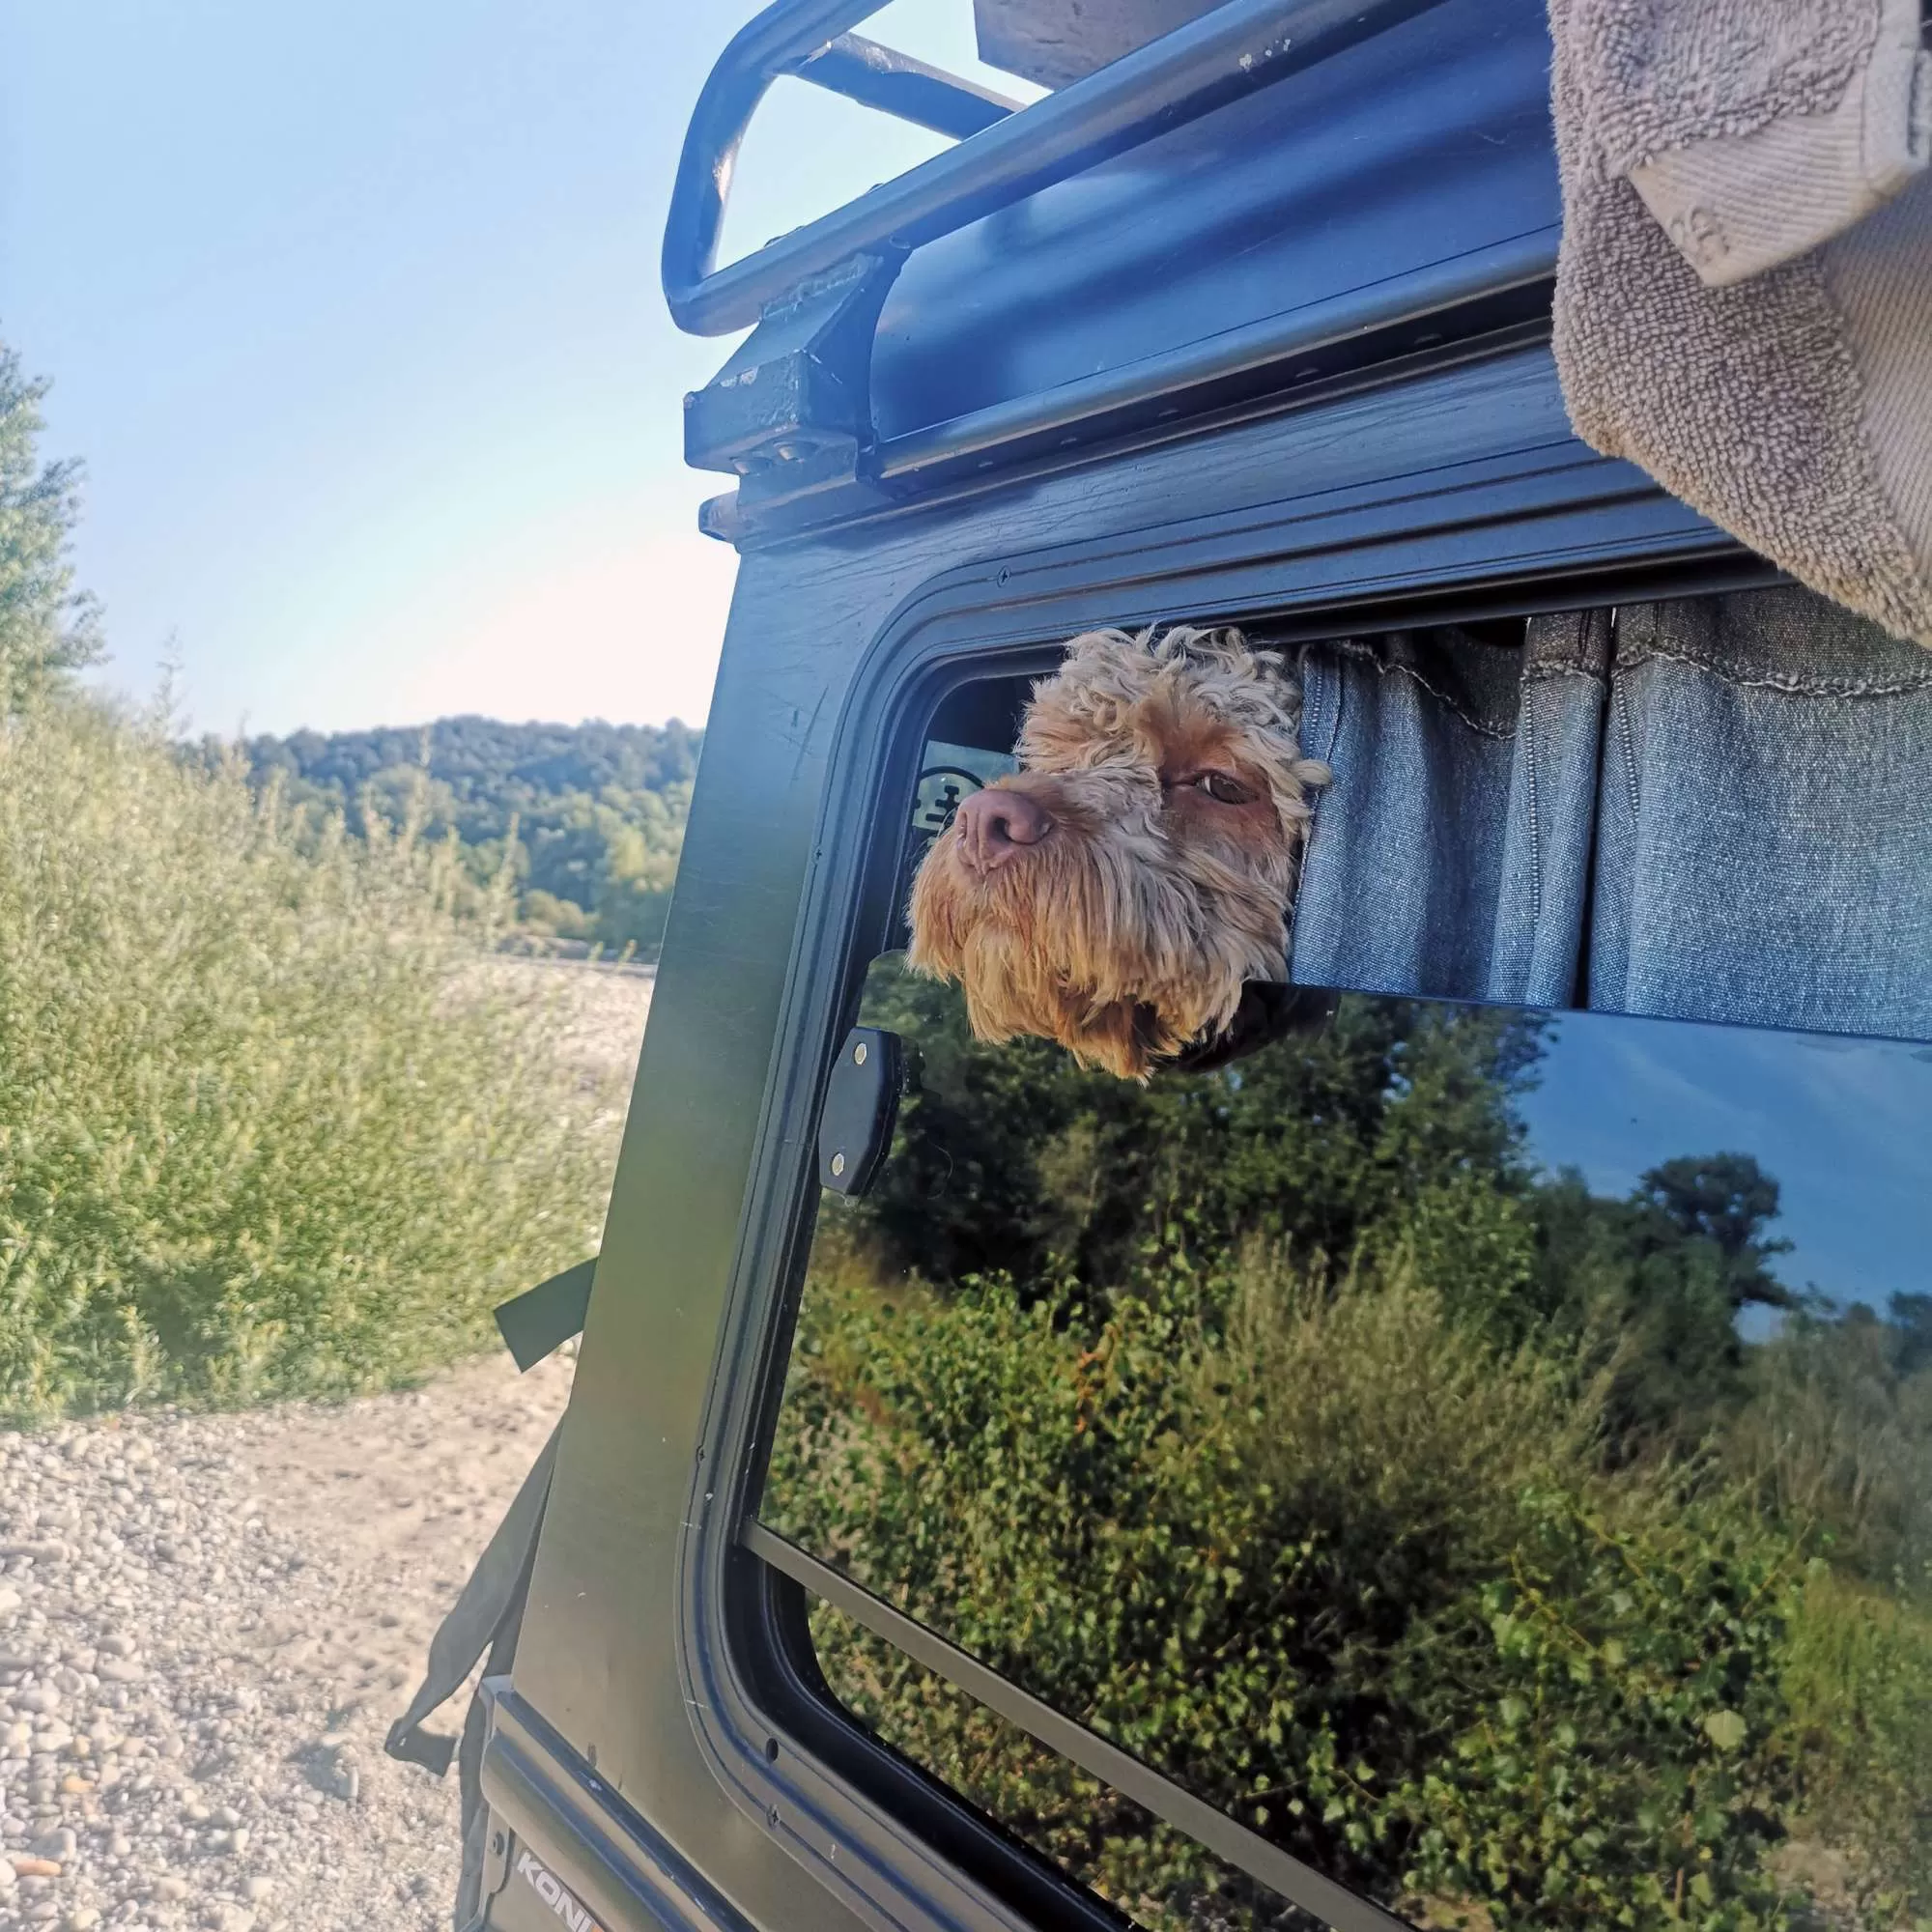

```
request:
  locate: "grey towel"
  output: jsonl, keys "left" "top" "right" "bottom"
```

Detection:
{"left": 1549, "top": 0, "right": 1932, "bottom": 647}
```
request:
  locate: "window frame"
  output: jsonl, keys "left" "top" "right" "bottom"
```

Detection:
{"left": 671, "top": 432, "right": 1783, "bottom": 1932}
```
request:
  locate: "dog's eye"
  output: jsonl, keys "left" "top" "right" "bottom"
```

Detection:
{"left": 1194, "top": 772, "right": 1253, "bottom": 805}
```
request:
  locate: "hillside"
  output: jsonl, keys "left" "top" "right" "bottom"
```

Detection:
{"left": 224, "top": 715, "right": 702, "bottom": 952}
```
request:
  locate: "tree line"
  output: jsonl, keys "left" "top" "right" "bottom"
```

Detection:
{"left": 211, "top": 713, "right": 701, "bottom": 955}
{"left": 5, "top": 332, "right": 700, "bottom": 961}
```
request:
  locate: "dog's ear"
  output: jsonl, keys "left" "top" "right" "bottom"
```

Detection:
{"left": 1160, "top": 981, "right": 1341, "bottom": 1075}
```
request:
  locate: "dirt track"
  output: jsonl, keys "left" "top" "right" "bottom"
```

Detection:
{"left": 0, "top": 964, "right": 651, "bottom": 1930}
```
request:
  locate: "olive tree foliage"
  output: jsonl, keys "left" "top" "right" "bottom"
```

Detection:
{"left": 0, "top": 339, "right": 101, "bottom": 710}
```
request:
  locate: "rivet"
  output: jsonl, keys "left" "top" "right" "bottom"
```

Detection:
{"left": 853, "top": 1041, "right": 867, "bottom": 1065}
{"left": 831, "top": 1151, "right": 846, "bottom": 1178}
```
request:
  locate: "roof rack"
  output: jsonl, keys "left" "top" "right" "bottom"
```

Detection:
{"left": 663, "top": 0, "right": 1449, "bottom": 336}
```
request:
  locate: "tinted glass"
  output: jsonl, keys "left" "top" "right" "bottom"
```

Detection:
{"left": 810, "top": 1596, "right": 1321, "bottom": 1932}
{"left": 762, "top": 939, "right": 1932, "bottom": 1929}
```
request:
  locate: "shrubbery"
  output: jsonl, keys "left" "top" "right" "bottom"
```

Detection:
{"left": 766, "top": 970, "right": 1932, "bottom": 1932}
{"left": 0, "top": 335, "right": 623, "bottom": 1418}
{"left": 0, "top": 697, "right": 622, "bottom": 1417}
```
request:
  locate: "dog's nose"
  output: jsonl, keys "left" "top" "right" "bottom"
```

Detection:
{"left": 953, "top": 785, "right": 1054, "bottom": 873}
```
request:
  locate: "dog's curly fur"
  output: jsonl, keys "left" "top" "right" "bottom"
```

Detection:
{"left": 907, "top": 626, "right": 1329, "bottom": 1078}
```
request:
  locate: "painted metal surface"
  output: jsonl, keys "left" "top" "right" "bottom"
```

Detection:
{"left": 867, "top": 0, "right": 1557, "bottom": 444}
{"left": 679, "top": 0, "right": 1557, "bottom": 545}
{"left": 664, "top": 0, "right": 1452, "bottom": 337}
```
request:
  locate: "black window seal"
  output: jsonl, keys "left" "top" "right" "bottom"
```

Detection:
{"left": 737, "top": 1542, "right": 1135, "bottom": 1932}
{"left": 669, "top": 427, "right": 1786, "bottom": 1932}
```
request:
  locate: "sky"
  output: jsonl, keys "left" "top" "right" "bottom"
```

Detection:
{"left": 0, "top": 1, "right": 1037, "bottom": 738}
{"left": 1520, "top": 1010, "right": 1932, "bottom": 1318}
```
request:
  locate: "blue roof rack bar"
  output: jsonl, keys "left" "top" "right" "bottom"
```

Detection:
{"left": 664, "top": 0, "right": 1454, "bottom": 337}
{"left": 800, "top": 35, "right": 1022, "bottom": 139}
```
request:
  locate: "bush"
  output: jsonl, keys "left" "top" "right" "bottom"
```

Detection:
{"left": 767, "top": 1245, "right": 1819, "bottom": 1931}
{"left": 1779, "top": 1566, "right": 1932, "bottom": 1921}
{"left": 0, "top": 696, "right": 622, "bottom": 1417}
{"left": 806, "top": 1597, "right": 1321, "bottom": 1932}
{"left": 763, "top": 962, "right": 1932, "bottom": 1929}
{"left": 1388, "top": 1487, "right": 1801, "bottom": 1931}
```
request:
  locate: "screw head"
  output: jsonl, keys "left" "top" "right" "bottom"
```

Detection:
{"left": 853, "top": 1041, "right": 867, "bottom": 1065}
{"left": 830, "top": 1151, "right": 846, "bottom": 1178}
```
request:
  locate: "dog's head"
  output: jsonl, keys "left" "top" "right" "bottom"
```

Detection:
{"left": 906, "top": 626, "right": 1329, "bottom": 1079}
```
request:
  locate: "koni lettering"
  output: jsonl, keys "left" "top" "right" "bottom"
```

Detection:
{"left": 514, "top": 1847, "right": 604, "bottom": 1932}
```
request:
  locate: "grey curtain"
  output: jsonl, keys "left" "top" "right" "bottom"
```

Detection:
{"left": 1290, "top": 586, "right": 1932, "bottom": 1040}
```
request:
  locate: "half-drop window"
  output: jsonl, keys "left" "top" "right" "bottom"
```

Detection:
{"left": 750, "top": 617, "right": 1932, "bottom": 1932}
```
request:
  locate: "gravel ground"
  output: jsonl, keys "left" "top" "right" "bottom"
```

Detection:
{"left": 0, "top": 962, "right": 651, "bottom": 1931}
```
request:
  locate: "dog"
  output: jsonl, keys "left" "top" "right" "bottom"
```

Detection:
{"left": 906, "top": 626, "right": 1330, "bottom": 1079}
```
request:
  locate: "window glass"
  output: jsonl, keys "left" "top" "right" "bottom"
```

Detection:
{"left": 810, "top": 1597, "right": 1321, "bottom": 1932}
{"left": 759, "top": 704, "right": 1932, "bottom": 1932}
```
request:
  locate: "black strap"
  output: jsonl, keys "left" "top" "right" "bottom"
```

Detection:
{"left": 384, "top": 1423, "right": 561, "bottom": 1776}
{"left": 493, "top": 1257, "right": 597, "bottom": 1372}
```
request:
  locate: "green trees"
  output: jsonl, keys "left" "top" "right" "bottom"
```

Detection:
{"left": 850, "top": 963, "right": 1547, "bottom": 1296}
{"left": 0, "top": 343, "right": 101, "bottom": 711}
{"left": 228, "top": 716, "right": 699, "bottom": 953}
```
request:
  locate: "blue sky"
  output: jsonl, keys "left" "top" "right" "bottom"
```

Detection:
{"left": 1520, "top": 1011, "right": 1932, "bottom": 1315}
{"left": 0, "top": 1, "right": 1036, "bottom": 736}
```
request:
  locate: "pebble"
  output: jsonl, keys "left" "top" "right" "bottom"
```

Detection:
{"left": 0, "top": 1353, "right": 577, "bottom": 1929}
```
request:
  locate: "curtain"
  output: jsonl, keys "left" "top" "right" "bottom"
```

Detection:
{"left": 1291, "top": 586, "right": 1932, "bottom": 1039}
